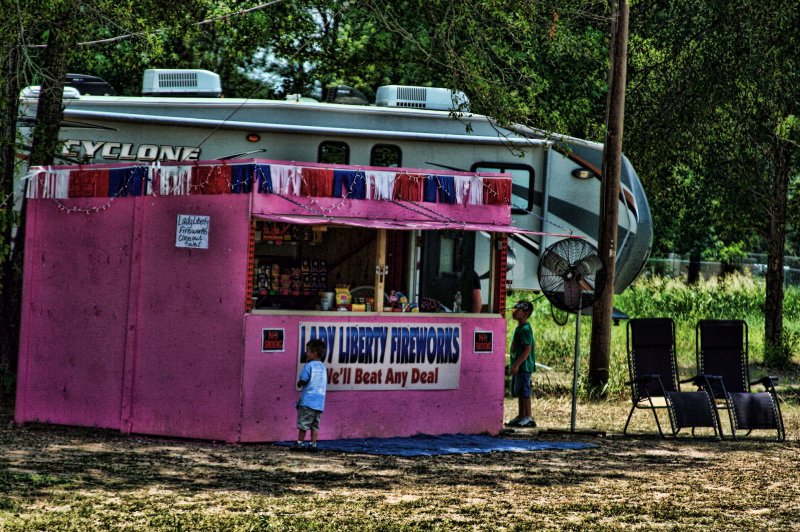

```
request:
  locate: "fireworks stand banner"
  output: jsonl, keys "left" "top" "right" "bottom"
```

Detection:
{"left": 24, "top": 159, "right": 512, "bottom": 206}
{"left": 298, "top": 322, "right": 462, "bottom": 391}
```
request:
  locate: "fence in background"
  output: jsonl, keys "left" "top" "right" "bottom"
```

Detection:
{"left": 645, "top": 254, "right": 800, "bottom": 286}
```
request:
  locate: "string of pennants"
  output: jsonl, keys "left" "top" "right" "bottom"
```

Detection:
{"left": 24, "top": 161, "right": 512, "bottom": 207}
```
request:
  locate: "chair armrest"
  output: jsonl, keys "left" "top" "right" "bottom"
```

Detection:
{"left": 625, "top": 374, "right": 660, "bottom": 386}
{"left": 626, "top": 374, "right": 669, "bottom": 401}
{"left": 680, "top": 374, "right": 721, "bottom": 385}
{"left": 683, "top": 374, "right": 726, "bottom": 397}
{"left": 750, "top": 376, "right": 778, "bottom": 389}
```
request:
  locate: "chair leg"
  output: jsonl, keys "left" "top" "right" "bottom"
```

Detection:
{"left": 723, "top": 405, "right": 736, "bottom": 440}
{"left": 775, "top": 413, "right": 785, "bottom": 442}
{"left": 659, "top": 398, "right": 677, "bottom": 438}
{"left": 772, "top": 392, "right": 786, "bottom": 442}
{"left": 623, "top": 403, "right": 636, "bottom": 436}
{"left": 649, "top": 403, "right": 667, "bottom": 438}
{"left": 711, "top": 404, "right": 723, "bottom": 440}
{"left": 624, "top": 402, "right": 667, "bottom": 438}
{"left": 777, "top": 404, "right": 786, "bottom": 441}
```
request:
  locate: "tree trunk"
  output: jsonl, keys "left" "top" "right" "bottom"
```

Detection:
{"left": 764, "top": 140, "right": 789, "bottom": 366}
{"left": 589, "top": 0, "right": 628, "bottom": 391}
{"left": 2, "top": 2, "right": 79, "bottom": 393}
{"left": 29, "top": 6, "right": 78, "bottom": 166}
{"left": 0, "top": 44, "right": 23, "bottom": 383}
{"left": 687, "top": 250, "right": 701, "bottom": 284}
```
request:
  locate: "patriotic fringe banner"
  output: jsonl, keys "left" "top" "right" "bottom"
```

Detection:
{"left": 24, "top": 160, "right": 511, "bottom": 207}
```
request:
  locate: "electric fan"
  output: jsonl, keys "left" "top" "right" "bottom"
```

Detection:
{"left": 537, "top": 237, "right": 608, "bottom": 434}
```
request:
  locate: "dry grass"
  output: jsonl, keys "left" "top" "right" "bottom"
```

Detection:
{"left": 2, "top": 397, "right": 800, "bottom": 531}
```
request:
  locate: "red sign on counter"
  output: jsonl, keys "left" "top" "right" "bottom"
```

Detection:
{"left": 473, "top": 331, "right": 493, "bottom": 353}
{"left": 262, "top": 328, "right": 285, "bottom": 352}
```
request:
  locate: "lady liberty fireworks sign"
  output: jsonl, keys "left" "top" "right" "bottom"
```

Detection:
{"left": 298, "top": 322, "right": 462, "bottom": 390}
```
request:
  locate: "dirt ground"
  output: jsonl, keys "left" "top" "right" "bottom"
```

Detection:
{"left": 2, "top": 397, "right": 799, "bottom": 531}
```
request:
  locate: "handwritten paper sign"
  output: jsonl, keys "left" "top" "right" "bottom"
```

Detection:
{"left": 176, "top": 215, "right": 209, "bottom": 249}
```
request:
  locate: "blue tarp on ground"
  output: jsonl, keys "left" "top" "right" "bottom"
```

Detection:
{"left": 275, "top": 434, "right": 596, "bottom": 456}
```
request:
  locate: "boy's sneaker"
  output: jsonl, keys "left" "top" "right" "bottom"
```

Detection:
{"left": 307, "top": 443, "right": 318, "bottom": 452}
{"left": 505, "top": 416, "right": 522, "bottom": 427}
{"left": 290, "top": 442, "right": 305, "bottom": 451}
{"left": 516, "top": 417, "right": 536, "bottom": 428}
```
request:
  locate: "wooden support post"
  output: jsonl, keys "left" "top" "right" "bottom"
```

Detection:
{"left": 589, "top": 0, "right": 629, "bottom": 390}
{"left": 375, "top": 229, "right": 387, "bottom": 312}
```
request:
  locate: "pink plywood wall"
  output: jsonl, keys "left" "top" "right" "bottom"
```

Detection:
{"left": 16, "top": 195, "right": 250, "bottom": 441}
{"left": 239, "top": 314, "right": 506, "bottom": 442}
{"left": 124, "top": 195, "right": 250, "bottom": 440}
{"left": 16, "top": 198, "right": 136, "bottom": 429}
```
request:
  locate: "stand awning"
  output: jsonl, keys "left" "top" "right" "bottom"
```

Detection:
{"left": 252, "top": 212, "right": 574, "bottom": 237}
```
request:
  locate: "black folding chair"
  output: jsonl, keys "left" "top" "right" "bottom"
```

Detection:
{"left": 624, "top": 318, "right": 723, "bottom": 438}
{"left": 696, "top": 319, "right": 785, "bottom": 441}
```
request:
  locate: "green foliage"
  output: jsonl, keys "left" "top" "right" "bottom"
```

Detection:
{"left": 4, "top": 0, "right": 799, "bottom": 393}
{"left": 625, "top": 0, "right": 799, "bottom": 358}
{"left": 361, "top": 0, "right": 611, "bottom": 139}
{"left": 627, "top": 0, "right": 800, "bottom": 257}
{"left": 764, "top": 328, "right": 800, "bottom": 369}
{"left": 5, "top": 1, "right": 797, "bottom": 259}
{"left": 703, "top": 240, "right": 748, "bottom": 266}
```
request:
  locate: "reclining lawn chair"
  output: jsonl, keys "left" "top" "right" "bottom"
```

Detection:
{"left": 696, "top": 319, "right": 785, "bottom": 441}
{"left": 624, "top": 318, "right": 723, "bottom": 438}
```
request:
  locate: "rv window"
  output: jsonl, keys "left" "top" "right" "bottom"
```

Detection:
{"left": 318, "top": 141, "right": 350, "bottom": 164}
{"left": 370, "top": 144, "right": 402, "bottom": 167}
{"left": 471, "top": 162, "right": 535, "bottom": 214}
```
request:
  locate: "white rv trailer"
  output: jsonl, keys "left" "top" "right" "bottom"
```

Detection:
{"left": 18, "top": 69, "right": 652, "bottom": 293}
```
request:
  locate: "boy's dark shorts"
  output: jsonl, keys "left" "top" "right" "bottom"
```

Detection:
{"left": 297, "top": 405, "right": 322, "bottom": 430}
{"left": 511, "top": 371, "right": 533, "bottom": 398}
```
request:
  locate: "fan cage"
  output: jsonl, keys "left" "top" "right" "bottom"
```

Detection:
{"left": 537, "top": 238, "right": 607, "bottom": 312}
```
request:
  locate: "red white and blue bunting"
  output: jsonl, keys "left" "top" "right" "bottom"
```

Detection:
{"left": 24, "top": 159, "right": 512, "bottom": 206}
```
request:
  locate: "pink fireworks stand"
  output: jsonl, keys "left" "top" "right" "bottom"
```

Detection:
{"left": 15, "top": 159, "right": 538, "bottom": 442}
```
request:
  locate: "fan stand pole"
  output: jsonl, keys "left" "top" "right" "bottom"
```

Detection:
{"left": 570, "top": 311, "right": 581, "bottom": 431}
{"left": 544, "top": 309, "right": 606, "bottom": 438}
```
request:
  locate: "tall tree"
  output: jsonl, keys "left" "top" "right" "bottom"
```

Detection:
{"left": 0, "top": 10, "right": 24, "bottom": 385}
{"left": 626, "top": 0, "right": 799, "bottom": 364}
{"left": 28, "top": 1, "right": 81, "bottom": 166}
{"left": 0, "top": 0, "right": 214, "bottom": 390}
{"left": 0, "top": 0, "right": 41, "bottom": 388}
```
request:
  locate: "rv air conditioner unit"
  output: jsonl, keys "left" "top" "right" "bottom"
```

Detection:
{"left": 142, "top": 69, "right": 222, "bottom": 97}
{"left": 375, "top": 85, "right": 469, "bottom": 112}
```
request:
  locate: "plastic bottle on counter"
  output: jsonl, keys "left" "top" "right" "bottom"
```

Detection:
{"left": 453, "top": 292, "right": 462, "bottom": 313}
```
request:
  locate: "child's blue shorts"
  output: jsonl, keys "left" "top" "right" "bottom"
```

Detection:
{"left": 511, "top": 371, "right": 533, "bottom": 398}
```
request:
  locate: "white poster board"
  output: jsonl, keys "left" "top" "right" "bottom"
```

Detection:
{"left": 176, "top": 215, "right": 210, "bottom": 249}
{"left": 297, "top": 321, "right": 462, "bottom": 391}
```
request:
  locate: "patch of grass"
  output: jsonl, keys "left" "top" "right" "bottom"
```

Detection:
{"left": 2, "top": 396, "right": 800, "bottom": 530}
{"left": 0, "top": 469, "right": 69, "bottom": 492}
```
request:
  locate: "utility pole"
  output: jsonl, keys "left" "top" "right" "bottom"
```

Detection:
{"left": 589, "top": 0, "right": 629, "bottom": 390}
